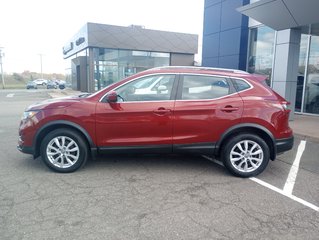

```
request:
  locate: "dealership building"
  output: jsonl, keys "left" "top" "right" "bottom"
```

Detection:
{"left": 63, "top": 23, "right": 198, "bottom": 92}
{"left": 203, "top": 0, "right": 319, "bottom": 116}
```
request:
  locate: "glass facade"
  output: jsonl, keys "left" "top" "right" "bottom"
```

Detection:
{"left": 248, "top": 26, "right": 275, "bottom": 85}
{"left": 248, "top": 25, "right": 319, "bottom": 115}
{"left": 305, "top": 36, "right": 319, "bottom": 114}
{"left": 295, "top": 34, "right": 308, "bottom": 112}
{"left": 93, "top": 48, "right": 170, "bottom": 91}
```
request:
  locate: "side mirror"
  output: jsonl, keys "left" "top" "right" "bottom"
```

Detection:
{"left": 106, "top": 91, "right": 118, "bottom": 103}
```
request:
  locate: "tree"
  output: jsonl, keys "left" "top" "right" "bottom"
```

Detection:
{"left": 13, "top": 73, "right": 23, "bottom": 82}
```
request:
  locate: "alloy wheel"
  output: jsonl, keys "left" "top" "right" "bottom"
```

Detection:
{"left": 229, "top": 140, "right": 264, "bottom": 173}
{"left": 46, "top": 136, "right": 80, "bottom": 169}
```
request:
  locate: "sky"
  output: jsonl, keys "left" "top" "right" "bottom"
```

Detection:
{"left": 0, "top": 0, "right": 204, "bottom": 74}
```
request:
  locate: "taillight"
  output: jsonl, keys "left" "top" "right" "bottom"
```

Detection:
{"left": 281, "top": 101, "right": 290, "bottom": 111}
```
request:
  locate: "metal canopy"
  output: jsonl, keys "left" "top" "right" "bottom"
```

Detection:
{"left": 237, "top": 0, "right": 319, "bottom": 31}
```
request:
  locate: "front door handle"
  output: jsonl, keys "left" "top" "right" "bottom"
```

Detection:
{"left": 221, "top": 106, "right": 239, "bottom": 112}
{"left": 153, "top": 107, "right": 171, "bottom": 115}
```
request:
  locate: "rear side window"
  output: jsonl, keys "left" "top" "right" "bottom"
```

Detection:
{"left": 181, "top": 75, "right": 230, "bottom": 100}
{"left": 232, "top": 79, "right": 251, "bottom": 92}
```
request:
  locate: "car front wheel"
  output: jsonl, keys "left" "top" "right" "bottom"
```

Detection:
{"left": 222, "top": 133, "right": 270, "bottom": 178}
{"left": 40, "top": 129, "right": 88, "bottom": 173}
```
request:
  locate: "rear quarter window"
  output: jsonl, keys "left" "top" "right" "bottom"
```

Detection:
{"left": 232, "top": 79, "right": 251, "bottom": 92}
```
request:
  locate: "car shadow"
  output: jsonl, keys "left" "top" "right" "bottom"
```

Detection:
{"left": 84, "top": 153, "right": 229, "bottom": 176}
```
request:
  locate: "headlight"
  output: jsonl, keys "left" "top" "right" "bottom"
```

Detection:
{"left": 21, "top": 111, "right": 39, "bottom": 120}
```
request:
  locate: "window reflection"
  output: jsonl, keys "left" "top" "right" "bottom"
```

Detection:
{"left": 116, "top": 75, "right": 175, "bottom": 102}
{"left": 305, "top": 36, "right": 319, "bottom": 114}
{"left": 93, "top": 48, "right": 170, "bottom": 91}
{"left": 295, "top": 34, "right": 308, "bottom": 112}
{"left": 181, "top": 75, "right": 230, "bottom": 100}
{"left": 248, "top": 26, "right": 275, "bottom": 85}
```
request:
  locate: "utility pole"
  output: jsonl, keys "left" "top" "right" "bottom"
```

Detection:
{"left": 0, "top": 48, "right": 4, "bottom": 89}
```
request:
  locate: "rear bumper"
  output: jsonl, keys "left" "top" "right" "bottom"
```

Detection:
{"left": 276, "top": 136, "right": 294, "bottom": 154}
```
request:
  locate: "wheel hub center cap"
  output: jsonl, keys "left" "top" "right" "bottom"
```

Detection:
{"left": 61, "top": 148, "right": 66, "bottom": 154}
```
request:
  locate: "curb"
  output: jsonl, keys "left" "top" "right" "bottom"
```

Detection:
{"left": 48, "top": 89, "right": 81, "bottom": 99}
{"left": 294, "top": 133, "right": 319, "bottom": 144}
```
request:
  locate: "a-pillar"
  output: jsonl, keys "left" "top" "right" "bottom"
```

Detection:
{"left": 271, "top": 28, "right": 301, "bottom": 120}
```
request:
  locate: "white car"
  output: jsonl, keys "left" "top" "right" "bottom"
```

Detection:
{"left": 33, "top": 79, "right": 48, "bottom": 85}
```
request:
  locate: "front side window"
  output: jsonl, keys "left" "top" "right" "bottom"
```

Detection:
{"left": 115, "top": 75, "right": 175, "bottom": 102}
{"left": 181, "top": 75, "right": 230, "bottom": 100}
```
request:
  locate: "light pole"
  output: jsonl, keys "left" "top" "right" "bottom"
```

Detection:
{"left": 39, "top": 53, "right": 44, "bottom": 79}
{"left": 0, "top": 48, "right": 4, "bottom": 89}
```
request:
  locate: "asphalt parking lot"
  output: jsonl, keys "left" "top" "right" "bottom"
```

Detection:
{"left": 0, "top": 89, "right": 319, "bottom": 240}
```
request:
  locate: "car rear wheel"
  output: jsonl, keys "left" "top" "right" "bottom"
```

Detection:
{"left": 222, "top": 133, "right": 270, "bottom": 178}
{"left": 40, "top": 129, "right": 88, "bottom": 173}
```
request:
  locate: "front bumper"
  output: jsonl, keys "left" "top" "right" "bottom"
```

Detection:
{"left": 276, "top": 136, "right": 294, "bottom": 154}
{"left": 17, "top": 134, "right": 34, "bottom": 155}
{"left": 17, "top": 145, "right": 34, "bottom": 155}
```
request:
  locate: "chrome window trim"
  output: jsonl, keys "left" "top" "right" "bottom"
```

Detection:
{"left": 99, "top": 73, "right": 254, "bottom": 103}
{"left": 230, "top": 77, "right": 254, "bottom": 93}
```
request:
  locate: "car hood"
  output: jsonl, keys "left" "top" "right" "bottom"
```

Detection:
{"left": 26, "top": 95, "right": 84, "bottom": 111}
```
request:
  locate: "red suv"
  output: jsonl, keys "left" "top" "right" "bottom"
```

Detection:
{"left": 18, "top": 67, "right": 293, "bottom": 177}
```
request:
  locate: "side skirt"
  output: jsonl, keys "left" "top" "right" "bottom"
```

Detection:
{"left": 97, "top": 143, "right": 216, "bottom": 156}
{"left": 173, "top": 142, "right": 216, "bottom": 156}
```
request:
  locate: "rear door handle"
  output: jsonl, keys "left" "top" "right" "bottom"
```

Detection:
{"left": 221, "top": 106, "right": 239, "bottom": 112}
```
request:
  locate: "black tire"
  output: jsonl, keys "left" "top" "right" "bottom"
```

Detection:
{"left": 221, "top": 133, "right": 270, "bottom": 178}
{"left": 40, "top": 128, "right": 88, "bottom": 173}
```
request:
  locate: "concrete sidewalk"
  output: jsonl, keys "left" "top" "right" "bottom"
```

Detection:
{"left": 48, "top": 89, "right": 319, "bottom": 142}
{"left": 290, "top": 114, "right": 319, "bottom": 142}
{"left": 48, "top": 89, "right": 82, "bottom": 99}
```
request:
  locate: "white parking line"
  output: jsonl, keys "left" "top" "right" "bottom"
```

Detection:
{"left": 283, "top": 140, "right": 306, "bottom": 195}
{"left": 251, "top": 177, "right": 319, "bottom": 212}
{"left": 6, "top": 93, "right": 14, "bottom": 98}
{"left": 202, "top": 155, "right": 319, "bottom": 212}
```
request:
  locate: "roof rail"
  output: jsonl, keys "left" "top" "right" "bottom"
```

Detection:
{"left": 152, "top": 66, "right": 249, "bottom": 74}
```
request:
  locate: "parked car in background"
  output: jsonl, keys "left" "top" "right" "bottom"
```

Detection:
{"left": 33, "top": 79, "right": 48, "bottom": 85}
{"left": 57, "top": 80, "right": 66, "bottom": 89}
{"left": 53, "top": 80, "right": 66, "bottom": 89}
{"left": 46, "top": 80, "right": 58, "bottom": 89}
{"left": 18, "top": 66, "right": 294, "bottom": 177}
{"left": 26, "top": 81, "right": 37, "bottom": 89}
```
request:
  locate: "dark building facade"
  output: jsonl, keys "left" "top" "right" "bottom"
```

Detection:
{"left": 202, "top": 0, "right": 249, "bottom": 70}
{"left": 63, "top": 23, "right": 198, "bottom": 92}
{"left": 202, "top": 0, "right": 319, "bottom": 117}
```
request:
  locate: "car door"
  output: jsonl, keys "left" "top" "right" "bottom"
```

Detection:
{"left": 173, "top": 74, "right": 243, "bottom": 150}
{"left": 95, "top": 74, "right": 177, "bottom": 152}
